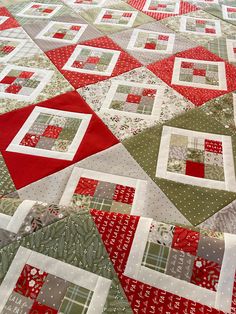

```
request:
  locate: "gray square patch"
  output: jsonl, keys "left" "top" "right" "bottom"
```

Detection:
{"left": 166, "top": 249, "right": 195, "bottom": 282}
{"left": 197, "top": 235, "right": 225, "bottom": 264}
{"left": 36, "top": 274, "right": 70, "bottom": 309}
{"left": 2, "top": 291, "right": 33, "bottom": 314}
{"left": 36, "top": 137, "right": 55, "bottom": 150}
{"left": 93, "top": 181, "right": 116, "bottom": 199}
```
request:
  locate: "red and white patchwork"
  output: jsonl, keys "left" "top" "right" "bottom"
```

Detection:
{"left": 121, "top": 216, "right": 236, "bottom": 312}
{"left": 46, "top": 36, "right": 141, "bottom": 88}
{"left": 127, "top": 0, "right": 198, "bottom": 20}
{"left": 6, "top": 106, "right": 92, "bottom": 160}
{"left": 127, "top": 29, "right": 175, "bottom": 54}
{"left": 0, "top": 37, "right": 26, "bottom": 62}
{"left": 16, "top": 2, "right": 63, "bottom": 19}
{"left": 143, "top": 0, "right": 180, "bottom": 14}
{"left": 156, "top": 126, "right": 236, "bottom": 192}
{"left": 171, "top": 57, "right": 227, "bottom": 90}
{"left": 222, "top": 5, "right": 236, "bottom": 21}
{"left": 94, "top": 9, "right": 138, "bottom": 28}
{"left": 0, "top": 7, "right": 19, "bottom": 31}
{"left": 35, "top": 21, "right": 87, "bottom": 44}
{"left": 179, "top": 16, "right": 222, "bottom": 37}
{"left": 100, "top": 80, "right": 165, "bottom": 119}
{"left": 62, "top": 45, "right": 120, "bottom": 76}
{"left": 0, "top": 91, "right": 119, "bottom": 189}
{"left": 148, "top": 46, "right": 236, "bottom": 106}
{"left": 59, "top": 167, "right": 147, "bottom": 215}
{"left": 0, "top": 65, "right": 53, "bottom": 102}
{"left": 0, "top": 16, "right": 9, "bottom": 25}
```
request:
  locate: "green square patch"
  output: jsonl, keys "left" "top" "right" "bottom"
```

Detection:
{"left": 141, "top": 242, "right": 169, "bottom": 273}
{"left": 59, "top": 284, "right": 93, "bottom": 314}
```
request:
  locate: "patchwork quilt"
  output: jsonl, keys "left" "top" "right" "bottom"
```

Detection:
{"left": 0, "top": 0, "right": 236, "bottom": 313}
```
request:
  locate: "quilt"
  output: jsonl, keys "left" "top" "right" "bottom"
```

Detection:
{"left": 0, "top": 0, "right": 236, "bottom": 313}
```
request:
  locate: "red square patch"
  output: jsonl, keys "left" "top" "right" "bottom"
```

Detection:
{"left": 20, "top": 134, "right": 40, "bottom": 147}
{"left": 14, "top": 264, "right": 47, "bottom": 299}
{"left": 158, "top": 35, "right": 169, "bottom": 41}
{"left": 71, "top": 25, "right": 81, "bottom": 31}
{"left": 19, "top": 71, "right": 34, "bottom": 79}
{"left": 87, "top": 56, "right": 100, "bottom": 64}
{"left": 113, "top": 184, "right": 135, "bottom": 204}
{"left": 103, "top": 14, "right": 112, "bottom": 19}
{"left": 5, "top": 84, "right": 21, "bottom": 94}
{"left": 142, "top": 88, "right": 156, "bottom": 97}
{"left": 185, "top": 161, "right": 204, "bottom": 178}
{"left": 191, "top": 257, "right": 221, "bottom": 291}
{"left": 205, "top": 28, "right": 216, "bottom": 34}
{"left": 157, "top": 4, "right": 167, "bottom": 8}
{"left": 126, "top": 94, "right": 142, "bottom": 104}
{"left": 144, "top": 42, "right": 156, "bottom": 50}
{"left": 196, "top": 20, "right": 205, "bottom": 24}
{"left": 205, "top": 139, "right": 222, "bottom": 154}
{"left": 72, "top": 60, "right": 83, "bottom": 68}
{"left": 123, "top": 13, "right": 132, "bottom": 17}
{"left": 172, "top": 226, "right": 200, "bottom": 255}
{"left": 53, "top": 32, "right": 65, "bottom": 39}
{"left": 43, "top": 8, "right": 53, "bottom": 13}
{"left": 42, "top": 125, "right": 62, "bottom": 139}
{"left": 181, "top": 61, "right": 194, "bottom": 69}
{"left": 0, "top": 75, "right": 16, "bottom": 84}
{"left": 2, "top": 45, "right": 14, "bottom": 53}
{"left": 193, "top": 69, "right": 206, "bottom": 76}
{"left": 74, "top": 177, "right": 99, "bottom": 196}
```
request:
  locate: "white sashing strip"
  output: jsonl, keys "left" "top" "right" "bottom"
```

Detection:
{"left": 216, "top": 233, "right": 236, "bottom": 312}
{"left": 6, "top": 200, "right": 36, "bottom": 233}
